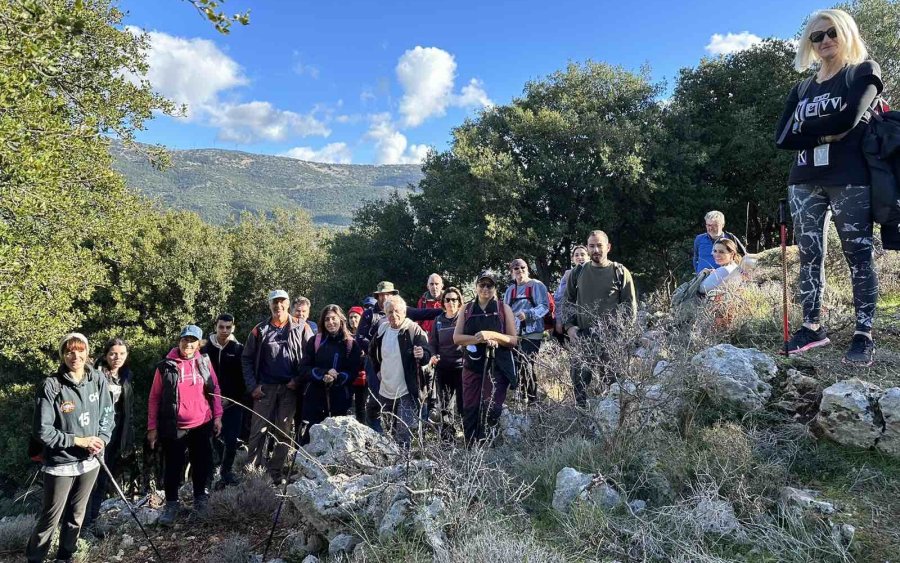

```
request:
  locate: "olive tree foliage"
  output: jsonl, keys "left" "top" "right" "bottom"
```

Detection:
{"left": 226, "top": 209, "right": 329, "bottom": 337}
{"left": 840, "top": 0, "right": 900, "bottom": 97}
{"left": 0, "top": 0, "right": 173, "bottom": 367}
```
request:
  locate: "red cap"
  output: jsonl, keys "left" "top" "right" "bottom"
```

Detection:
{"left": 348, "top": 306, "right": 364, "bottom": 316}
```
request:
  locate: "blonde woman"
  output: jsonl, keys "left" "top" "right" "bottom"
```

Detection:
{"left": 774, "top": 9, "right": 882, "bottom": 365}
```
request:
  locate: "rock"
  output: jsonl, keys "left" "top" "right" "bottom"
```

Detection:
{"left": 691, "top": 344, "right": 777, "bottom": 412}
{"left": 876, "top": 387, "right": 900, "bottom": 456}
{"left": 303, "top": 416, "right": 401, "bottom": 476}
{"left": 779, "top": 487, "right": 835, "bottom": 515}
{"left": 628, "top": 499, "right": 647, "bottom": 514}
{"left": 551, "top": 467, "right": 622, "bottom": 514}
{"left": 378, "top": 498, "right": 411, "bottom": 539}
{"left": 773, "top": 369, "right": 824, "bottom": 418}
{"left": 815, "top": 379, "right": 883, "bottom": 449}
{"left": 499, "top": 409, "right": 531, "bottom": 443}
{"left": 119, "top": 534, "right": 134, "bottom": 549}
{"left": 552, "top": 467, "right": 594, "bottom": 513}
{"left": 589, "top": 381, "right": 680, "bottom": 435}
{"left": 301, "top": 556, "right": 320, "bottom": 563}
{"left": 652, "top": 360, "right": 670, "bottom": 377}
{"left": 414, "top": 498, "right": 449, "bottom": 560}
{"left": 694, "top": 498, "right": 741, "bottom": 535}
{"left": 328, "top": 533, "right": 360, "bottom": 556}
{"left": 99, "top": 498, "right": 126, "bottom": 513}
{"left": 831, "top": 523, "right": 855, "bottom": 546}
{"left": 286, "top": 530, "right": 325, "bottom": 558}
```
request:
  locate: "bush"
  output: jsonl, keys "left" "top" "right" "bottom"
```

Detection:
{"left": 203, "top": 467, "right": 278, "bottom": 525}
{"left": 0, "top": 514, "right": 35, "bottom": 554}
{"left": 201, "top": 534, "right": 252, "bottom": 563}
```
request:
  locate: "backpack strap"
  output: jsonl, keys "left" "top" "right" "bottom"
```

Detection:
{"left": 314, "top": 333, "right": 322, "bottom": 353}
{"left": 797, "top": 75, "right": 815, "bottom": 100}
{"left": 568, "top": 263, "right": 586, "bottom": 298}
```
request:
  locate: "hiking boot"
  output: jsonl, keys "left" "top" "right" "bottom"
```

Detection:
{"left": 843, "top": 334, "right": 875, "bottom": 366}
{"left": 785, "top": 326, "right": 830, "bottom": 355}
{"left": 158, "top": 501, "right": 179, "bottom": 527}
{"left": 220, "top": 472, "right": 239, "bottom": 487}
{"left": 193, "top": 494, "right": 209, "bottom": 514}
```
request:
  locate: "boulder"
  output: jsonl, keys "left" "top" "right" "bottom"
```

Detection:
{"left": 551, "top": 467, "right": 622, "bottom": 514}
{"left": 779, "top": 487, "right": 835, "bottom": 515}
{"left": 328, "top": 533, "right": 360, "bottom": 556}
{"left": 876, "top": 387, "right": 900, "bottom": 456}
{"left": 691, "top": 344, "right": 777, "bottom": 412}
{"left": 831, "top": 523, "right": 855, "bottom": 546}
{"left": 378, "top": 498, "right": 411, "bottom": 539}
{"left": 303, "top": 416, "right": 401, "bottom": 475}
{"left": 499, "top": 409, "right": 531, "bottom": 443}
{"left": 414, "top": 498, "right": 449, "bottom": 560}
{"left": 814, "top": 379, "right": 883, "bottom": 449}
{"left": 301, "top": 557, "right": 320, "bottom": 563}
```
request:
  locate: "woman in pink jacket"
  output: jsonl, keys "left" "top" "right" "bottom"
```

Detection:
{"left": 147, "top": 325, "right": 222, "bottom": 526}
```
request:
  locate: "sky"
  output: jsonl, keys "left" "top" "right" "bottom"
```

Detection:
{"left": 120, "top": 0, "right": 825, "bottom": 165}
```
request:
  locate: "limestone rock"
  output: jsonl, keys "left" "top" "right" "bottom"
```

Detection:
{"left": 694, "top": 498, "right": 741, "bottom": 535}
{"left": 499, "top": 409, "right": 531, "bottom": 443}
{"left": 876, "top": 387, "right": 900, "bottom": 456}
{"left": 303, "top": 416, "right": 401, "bottom": 475}
{"left": 815, "top": 379, "right": 883, "bottom": 449}
{"left": 378, "top": 498, "right": 411, "bottom": 539}
{"left": 831, "top": 523, "right": 855, "bottom": 546}
{"left": 300, "top": 557, "right": 320, "bottom": 563}
{"left": 779, "top": 487, "right": 835, "bottom": 515}
{"left": 328, "top": 533, "right": 360, "bottom": 556}
{"left": 691, "top": 344, "right": 777, "bottom": 412}
{"left": 551, "top": 467, "right": 622, "bottom": 514}
{"left": 414, "top": 497, "right": 449, "bottom": 560}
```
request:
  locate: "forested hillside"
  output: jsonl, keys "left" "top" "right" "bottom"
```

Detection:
{"left": 111, "top": 142, "right": 424, "bottom": 226}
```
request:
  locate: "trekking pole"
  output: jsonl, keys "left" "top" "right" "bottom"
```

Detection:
{"left": 262, "top": 422, "right": 303, "bottom": 561}
{"left": 96, "top": 455, "right": 164, "bottom": 561}
{"left": 779, "top": 198, "right": 790, "bottom": 356}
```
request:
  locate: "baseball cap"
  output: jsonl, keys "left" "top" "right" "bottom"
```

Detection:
{"left": 179, "top": 325, "right": 203, "bottom": 340}
{"left": 268, "top": 289, "right": 290, "bottom": 302}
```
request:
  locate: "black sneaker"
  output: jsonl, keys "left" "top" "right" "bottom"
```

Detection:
{"left": 843, "top": 334, "right": 874, "bottom": 366}
{"left": 785, "top": 326, "right": 831, "bottom": 355}
{"left": 158, "top": 501, "right": 179, "bottom": 527}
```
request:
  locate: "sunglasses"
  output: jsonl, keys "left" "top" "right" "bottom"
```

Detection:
{"left": 512, "top": 266, "right": 527, "bottom": 271}
{"left": 809, "top": 26, "right": 837, "bottom": 43}
{"left": 443, "top": 297, "right": 460, "bottom": 303}
{"left": 477, "top": 282, "right": 495, "bottom": 289}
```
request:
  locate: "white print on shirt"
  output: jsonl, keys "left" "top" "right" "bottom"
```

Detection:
{"left": 78, "top": 412, "right": 90, "bottom": 427}
{"left": 798, "top": 150, "right": 807, "bottom": 166}
{"left": 88, "top": 392, "right": 99, "bottom": 403}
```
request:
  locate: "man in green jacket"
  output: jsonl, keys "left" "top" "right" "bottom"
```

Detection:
{"left": 564, "top": 230, "right": 637, "bottom": 407}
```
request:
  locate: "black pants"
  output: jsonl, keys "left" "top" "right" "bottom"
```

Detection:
{"left": 162, "top": 421, "right": 213, "bottom": 503}
{"left": 351, "top": 384, "right": 367, "bottom": 424}
{"left": 570, "top": 339, "right": 612, "bottom": 407}
{"left": 26, "top": 467, "right": 99, "bottom": 562}
{"left": 518, "top": 337, "right": 542, "bottom": 404}
{"left": 435, "top": 364, "right": 463, "bottom": 441}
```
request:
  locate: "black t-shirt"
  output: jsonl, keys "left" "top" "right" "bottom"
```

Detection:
{"left": 782, "top": 61, "right": 883, "bottom": 186}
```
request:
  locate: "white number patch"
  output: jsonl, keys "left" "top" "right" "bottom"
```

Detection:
{"left": 78, "top": 412, "right": 90, "bottom": 427}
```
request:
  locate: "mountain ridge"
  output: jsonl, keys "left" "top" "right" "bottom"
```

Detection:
{"left": 111, "top": 142, "right": 425, "bottom": 226}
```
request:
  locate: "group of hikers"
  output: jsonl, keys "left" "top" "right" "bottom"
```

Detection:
{"left": 24, "top": 7, "right": 892, "bottom": 562}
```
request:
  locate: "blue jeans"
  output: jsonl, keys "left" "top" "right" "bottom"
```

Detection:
{"left": 380, "top": 393, "right": 418, "bottom": 448}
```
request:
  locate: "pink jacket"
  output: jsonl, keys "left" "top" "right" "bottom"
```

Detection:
{"left": 148, "top": 348, "right": 223, "bottom": 431}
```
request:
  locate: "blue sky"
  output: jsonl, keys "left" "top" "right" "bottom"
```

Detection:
{"left": 121, "top": 0, "right": 824, "bottom": 165}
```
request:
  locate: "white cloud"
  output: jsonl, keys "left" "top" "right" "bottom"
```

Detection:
{"left": 705, "top": 32, "right": 763, "bottom": 55}
{"left": 208, "top": 101, "right": 330, "bottom": 143}
{"left": 395, "top": 46, "right": 492, "bottom": 127}
{"left": 396, "top": 46, "right": 457, "bottom": 127}
{"left": 280, "top": 142, "right": 352, "bottom": 164}
{"left": 127, "top": 27, "right": 247, "bottom": 118}
{"left": 129, "top": 28, "right": 329, "bottom": 144}
{"left": 456, "top": 78, "right": 493, "bottom": 108}
{"left": 366, "top": 113, "right": 429, "bottom": 165}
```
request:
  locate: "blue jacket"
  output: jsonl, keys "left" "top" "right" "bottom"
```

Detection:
{"left": 299, "top": 333, "right": 362, "bottom": 420}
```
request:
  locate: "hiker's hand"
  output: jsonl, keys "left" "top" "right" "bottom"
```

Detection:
{"left": 485, "top": 339, "right": 499, "bottom": 349}
{"left": 516, "top": 312, "right": 526, "bottom": 321}
{"left": 286, "top": 379, "right": 297, "bottom": 390}
{"left": 430, "top": 355, "right": 439, "bottom": 366}
{"left": 702, "top": 268, "right": 714, "bottom": 275}
{"left": 75, "top": 436, "right": 104, "bottom": 454}
{"left": 413, "top": 346, "right": 424, "bottom": 359}
{"left": 213, "top": 417, "right": 222, "bottom": 436}
{"left": 324, "top": 369, "right": 337, "bottom": 384}
{"left": 252, "top": 385, "right": 265, "bottom": 400}
{"left": 567, "top": 327, "right": 579, "bottom": 341}
{"left": 146, "top": 429, "right": 158, "bottom": 450}
{"left": 824, "top": 131, "right": 850, "bottom": 143}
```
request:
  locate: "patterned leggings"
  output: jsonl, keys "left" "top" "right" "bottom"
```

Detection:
{"left": 788, "top": 184, "right": 877, "bottom": 333}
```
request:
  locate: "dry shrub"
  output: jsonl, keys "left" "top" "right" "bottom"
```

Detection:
{"left": 449, "top": 523, "right": 568, "bottom": 563}
{"left": 204, "top": 465, "right": 278, "bottom": 524}
{"left": 201, "top": 534, "right": 252, "bottom": 563}
{"left": 0, "top": 514, "right": 34, "bottom": 554}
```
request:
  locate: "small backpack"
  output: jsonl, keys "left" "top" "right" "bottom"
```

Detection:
{"left": 28, "top": 377, "right": 62, "bottom": 463}
{"left": 505, "top": 283, "right": 555, "bottom": 332}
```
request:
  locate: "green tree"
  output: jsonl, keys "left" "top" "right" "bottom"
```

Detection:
{"left": 0, "top": 0, "right": 172, "bottom": 365}
{"left": 840, "top": 0, "right": 900, "bottom": 97}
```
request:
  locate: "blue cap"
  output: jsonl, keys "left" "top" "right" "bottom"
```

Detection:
{"left": 179, "top": 325, "right": 203, "bottom": 340}
{"left": 268, "top": 289, "right": 289, "bottom": 302}
{"left": 363, "top": 296, "right": 377, "bottom": 307}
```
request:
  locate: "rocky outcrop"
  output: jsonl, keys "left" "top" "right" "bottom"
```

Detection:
{"left": 551, "top": 467, "right": 623, "bottom": 514}
{"left": 813, "top": 379, "right": 900, "bottom": 456}
{"left": 691, "top": 344, "right": 777, "bottom": 412}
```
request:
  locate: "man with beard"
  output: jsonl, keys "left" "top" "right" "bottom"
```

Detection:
{"left": 564, "top": 230, "right": 637, "bottom": 407}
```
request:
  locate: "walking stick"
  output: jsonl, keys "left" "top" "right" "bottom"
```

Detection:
{"left": 96, "top": 455, "right": 163, "bottom": 561}
{"left": 263, "top": 422, "right": 302, "bottom": 561}
{"left": 779, "top": 198, "right": 790, "bottom": 356}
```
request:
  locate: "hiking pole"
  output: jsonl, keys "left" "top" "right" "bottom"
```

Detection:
{"left": 96, "top": 455, "right": 163, "bottom": 561}
{"left": 262, "top": 421, "right": 303, "bottom": 561}
{"left": 779, "top": 198, "right": 790, "bottom": 356}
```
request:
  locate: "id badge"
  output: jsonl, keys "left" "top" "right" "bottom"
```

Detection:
{"left": 813, "top": 144, "right": 830, "bottom": 167}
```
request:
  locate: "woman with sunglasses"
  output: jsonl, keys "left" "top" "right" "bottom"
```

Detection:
{"left": 775, "top": 9, "right": 883, "bottom": 365}
{"left": 453, "top": 271, "right": 518, "bottom": 446}
{"left": 428, "top": 287, "right": 465, "bottom": 441}
{"left": 699, "top": 239, "right": 743, "bottom": 296}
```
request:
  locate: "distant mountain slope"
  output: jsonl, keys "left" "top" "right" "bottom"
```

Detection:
{"left": 111, "top": 143, "right": 424, "bottom": 226}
